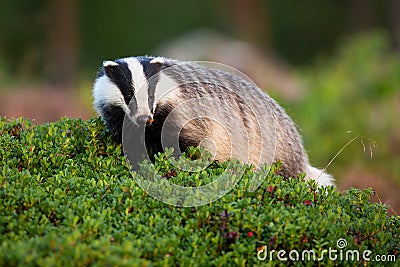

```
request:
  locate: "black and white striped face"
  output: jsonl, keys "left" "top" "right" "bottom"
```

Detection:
{"left": 93, "top": 57, "right": 168, "bottom": 131}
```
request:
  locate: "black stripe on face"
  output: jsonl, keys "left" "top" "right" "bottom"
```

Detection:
{"left": 137, "top": 57, "right": 161, "bottom": 113}
{"left": 97, "top": 103, "right": 125, "bottom": 142}
{"left": 104, "top": 60, "right": 134, "bottom": 105}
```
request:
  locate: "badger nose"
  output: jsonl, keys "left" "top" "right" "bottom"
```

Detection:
{"left": 137, "top": 114, "right": 154, "bottom": 126}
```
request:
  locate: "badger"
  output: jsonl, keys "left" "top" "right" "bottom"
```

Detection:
{"left": 93, "top": 56, "right": 334, "bottom": 187}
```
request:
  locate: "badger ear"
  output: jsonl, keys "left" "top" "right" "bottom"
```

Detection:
{"left": 103, "top": 60, "right": 121, "bottom": 80}
{"left": 103, "top": 60, "right": 119, "bottom": 67}
{"left": 149, "top": 57, "right": 165, "bottom": 71}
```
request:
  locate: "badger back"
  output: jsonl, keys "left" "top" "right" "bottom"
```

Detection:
{"left": 151, "top": 59, "right": 305, "bottom": 170}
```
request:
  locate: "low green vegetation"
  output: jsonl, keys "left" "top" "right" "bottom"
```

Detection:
{"left": 0, "top": 117, "right": 399, "bottom": 266}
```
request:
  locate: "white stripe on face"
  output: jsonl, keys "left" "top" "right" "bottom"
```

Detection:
{"left": 154, "top": 72, "right": 180, "bottom": 108}
{"left": 93, "top": 75, "right": 127, "bottom": 113}
{"left": 123, "top": 57, "right": 151, "bottom": 118}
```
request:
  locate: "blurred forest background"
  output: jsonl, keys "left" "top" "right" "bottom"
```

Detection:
{"left": 0, "top": 0, "right": 399, "bottom": 212}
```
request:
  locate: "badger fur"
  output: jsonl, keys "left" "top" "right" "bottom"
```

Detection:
{"left": 93, "top": 56, "right": 334, "bottom": 187}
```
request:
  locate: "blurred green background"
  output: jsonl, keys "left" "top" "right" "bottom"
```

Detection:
{"left": 0, "top": 0, "right": 399, "bottom": 212}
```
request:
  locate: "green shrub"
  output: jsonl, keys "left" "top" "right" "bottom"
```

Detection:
{"left": 0, "top": 117, "right": 399, "bottom": 266}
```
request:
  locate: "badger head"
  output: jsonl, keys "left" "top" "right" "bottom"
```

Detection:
{"left": 92, "top": 57, "right": 167, "bottom": 141}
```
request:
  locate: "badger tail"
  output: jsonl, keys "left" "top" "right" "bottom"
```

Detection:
{"left": 305, "top": 165, "right": 335, "bottom": 187}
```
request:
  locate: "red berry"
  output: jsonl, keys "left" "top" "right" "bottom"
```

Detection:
{"left": 248, "top": 231, "right": 253, "bottom": 237}
{"left": 267, "top": 185, "right": 276, "bottom": 193}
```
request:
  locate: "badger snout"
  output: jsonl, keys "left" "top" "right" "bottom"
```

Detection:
{"left": 137, "top": 114, "right": 154, "bottom": 126}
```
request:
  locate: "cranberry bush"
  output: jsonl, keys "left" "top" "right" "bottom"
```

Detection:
{"left": 0, "top": 117, "right": 398, "bottom": 266}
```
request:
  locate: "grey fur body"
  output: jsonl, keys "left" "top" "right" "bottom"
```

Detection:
{"left": 93, "top": 56, "right": 334, "bottom": 186}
